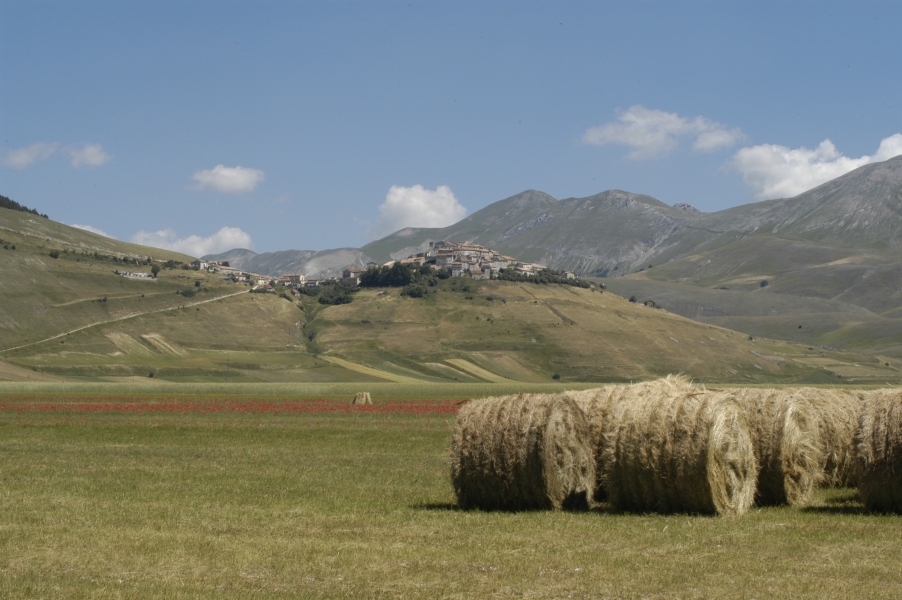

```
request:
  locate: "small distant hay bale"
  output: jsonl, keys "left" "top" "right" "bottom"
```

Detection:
{"left": 450, "top": 393, "right": 595, "bottom": 511}
{"left": 352, "top": 392, "right": 372, "bottom": 405}
{"left": 728, "top": 388, "right": 824, "bottom": 506}
{"left": 569, "top": 374, "right": 698, "bottom": 501}
{"left": 602, "top": 389, "right": 757, "bottom": 515}
{"left": 805, "top": 388, "right": 862, "bottom": 487}
{"left": 854, "top": 389, "right": 902, "bottom": 513}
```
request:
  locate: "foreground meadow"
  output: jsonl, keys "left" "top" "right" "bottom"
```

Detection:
{"left": 1, "top": 384, "right": 901, "bottom": 599}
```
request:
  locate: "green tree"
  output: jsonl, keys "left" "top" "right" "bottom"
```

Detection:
{"left": 151, "top": 264, "right": 161, "bottom": 278}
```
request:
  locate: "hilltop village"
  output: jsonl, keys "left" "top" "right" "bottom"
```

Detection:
{"left": 182, "top": 241, "right": 577, "bottom": 294}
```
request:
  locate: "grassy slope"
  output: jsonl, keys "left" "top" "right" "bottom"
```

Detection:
{"left": 301, "top": 279, "right": 898, "bottom": 384}
{"left": 0, "top": 206, "right": 215, "bottom": 350}
{"left": 0, "top": 207, "right": 195, "bottom": 262}
{"left": 603, "top": 232, "right": 902, "bottom": 357}
{"left": 1, "top": 394, "right": 900, "bottom": 599}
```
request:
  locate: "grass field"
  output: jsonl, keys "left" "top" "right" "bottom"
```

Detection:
{"left": 2, "top": 383, "right": 901, "bottom": 599}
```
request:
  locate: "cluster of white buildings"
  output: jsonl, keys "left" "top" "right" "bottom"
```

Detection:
{"left": 387, "top": 241, "right": 572, "bottom": 280}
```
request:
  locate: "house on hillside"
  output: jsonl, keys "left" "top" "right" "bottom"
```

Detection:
{"left": 283, "top": 274, "right": 306, "bottom": 285}
{"left": 342, "top": 267, "right": 363, "bottom": 285}
{"left": 190, "top": 259, "right": 209, "bottom": 270}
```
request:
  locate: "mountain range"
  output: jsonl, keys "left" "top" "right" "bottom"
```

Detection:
{"left": 205, "top": 155, "right": 902, "bottom": 356}
{"left": 208, "top": 155, "right": 902, "bottom": 276}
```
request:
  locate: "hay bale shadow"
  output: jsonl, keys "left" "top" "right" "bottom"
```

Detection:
{"left": 801, "top": 489, "right": 864, "bottom": 514}
{"left": 417, "top": 493, "right": 592, "bottom": 513}
{"left": 801, "top": 505, "right": 866, "bottom": 515}
{"left": 411, "top": 502, "right": 459, "bottom": 511}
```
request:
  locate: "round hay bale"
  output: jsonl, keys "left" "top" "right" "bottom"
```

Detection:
{"left": 602, "top": 389, "right": 757, "bottom": 515}
{"left": 569, "top": 374, "right": 699, "bottom": 502}
{"left": 728, "top": 388, "right": 824, "bottom": 506}
{"left": 352, "top": 392, "right": 372, "bottom": 405}
{"left": 804, "top": 388, "right": 862, "bottom": 487}
{"left": 854, "top": 389, "right": 902, "bottom": 513}
{"left": 450, "top": 393, "right": 595, "bottom": 511}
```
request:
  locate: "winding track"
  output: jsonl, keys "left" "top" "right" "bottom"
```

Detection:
{"left": 1, "top": 289, "right": 250, "bottom": 354}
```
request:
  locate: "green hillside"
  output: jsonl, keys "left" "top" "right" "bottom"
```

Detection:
{"left": 605, "top": 231, "right": 902, "bottom": 356}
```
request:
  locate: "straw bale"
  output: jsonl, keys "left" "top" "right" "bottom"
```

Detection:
{"left": 805, "top": 388, "right": 862, "bottom": 487}
{"left": 570, "top": 375, "right": 698, "bottom": 501}
{"left": 602, "top": 389, "right": 757, "bottom": 515}
{"left": 728, "top": 388, "right": 824, "bottom": 506}
{"left": 450, "top": 393, "right": 595, "bottom": 511}
{"left": 352, "top": 392, "right": 372, "bottom": 405}
{"left": 854, "top": 389, "right": 902, "bottom": 512}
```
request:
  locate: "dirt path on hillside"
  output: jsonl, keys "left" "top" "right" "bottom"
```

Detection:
{"left": 0, "top": 290, "right": 250, "bottom": 354}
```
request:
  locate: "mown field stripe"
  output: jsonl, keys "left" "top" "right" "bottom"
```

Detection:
{"left": 320, "top": 355, "right": 427, "bottom": 383}
{"left": 445, "top": 358, "right": 511, "bottom": 383}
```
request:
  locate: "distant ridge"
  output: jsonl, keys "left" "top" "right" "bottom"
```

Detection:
{"left": 203, "top": 247, "right": 373, "bottom": 278}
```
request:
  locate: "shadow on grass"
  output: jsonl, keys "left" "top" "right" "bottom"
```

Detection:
{"left": 802, "top": 505, "right": 866, "bottom": 515}
{"left": 411, "top": 502, "right": 459, "bottom": 511}
{"left": 802, "top": 489, "right": 866, "bottom": 514}
{"left": 825, "top": 489, "right": 862, "bottom": 504}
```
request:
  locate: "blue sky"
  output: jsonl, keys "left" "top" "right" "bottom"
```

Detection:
{"left": 2, "top": 1, "right": 901, "bottom": 257}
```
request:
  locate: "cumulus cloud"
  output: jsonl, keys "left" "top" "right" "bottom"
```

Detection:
{"left": 192, "top": 164, "right": 265, "bottom": 194}
{"left": 67, "top": 144, "right": 112, "bottom": 168}
{"left": 582, "top": 105, "right": 744, "bottom": 159}
{"left": 71, "top": 224, "right": 115, "bottom": 239}
{"left": 732, "top": 133, "right": 902, "bottom": 199}
{"left": 130, "top": 226, "right": 253, "bottom": 257}
{"left": 1, "top": 142, "right": 59, "bottom": 169}
{"left": 367, "top": 185, "right": 467, "bottom": 239}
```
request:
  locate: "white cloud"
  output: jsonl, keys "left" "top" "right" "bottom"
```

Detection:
{"left": 67, "top": 144, "right": 112, "bottom": 168}
{"left": 130, "top": 226, "right": 253, "bottom": 257}
{"left": 732, "top": 133, "right": 902, "bottom": 199}
{"left": 582, "top": 105, "right": 744, "bottom": 159}
{"left": 71, "top": 224, "right": 115, "bottom": 239}
{"left": 367, "top": 185, "right": 467, "bottom": 239}
{"left": 1, "top": 142, "right": 59, "bottom": 169}
{"left": 192, "top": 164, "right": 265, "bottom": 194}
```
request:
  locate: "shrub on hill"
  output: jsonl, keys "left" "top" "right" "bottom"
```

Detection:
{"left": 360, "top": 262, "right": 448, "bottom": 298}
{"left": 495, "top": 267, "right": 591, "bottom": 288}
{"left": 360, "top": 262, "right": 415, "bottom": 287}
{"left": 0, "top": 193, "right": 48, "bottom": 218}
{"left": 317, "top": 282, "right": 358, "bottom": 305}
